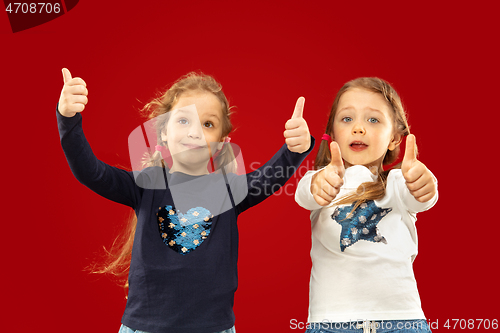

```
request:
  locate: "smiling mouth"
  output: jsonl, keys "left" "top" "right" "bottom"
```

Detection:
{"left": 183, "top": 143, "right": 206, "bottom": 149}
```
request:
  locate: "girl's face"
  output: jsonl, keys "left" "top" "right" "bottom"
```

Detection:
{"left": 163, "top": 91, "right": 225, "bottom": 175}
{"left": 332, "top": 88, "right": 401, "bottom": 172}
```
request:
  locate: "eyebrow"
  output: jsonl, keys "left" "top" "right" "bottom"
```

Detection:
{"left": 338, "top": 106, "right": 384, "bottom": 115}
{"left": 205, "top": 113, "right": 221, "bottom": 121}
{"left": 170, "top": 109, "right": 190, "bottom": 116}
{"left": 172, "top": 109, "right": 221, "bottom": 122}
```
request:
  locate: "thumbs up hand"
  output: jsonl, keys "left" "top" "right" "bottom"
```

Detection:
{"left": 401, "top": 134, "right": 437, "bottom": 203}
{"left": 58, "top": 68, "right": 88, "bottom": 117}
{"left": 311, "top": 141, "right": 345, "bottom": 206}
{"left": 284, "top": 97, "right": 311, "bottom": 153}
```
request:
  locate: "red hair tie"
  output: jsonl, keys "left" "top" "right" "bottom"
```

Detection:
{"left": 155, "top": 145, "right": 169, "bottom": 158}
{"left": 321, "top": 134, "right": 331, "bottom": 141}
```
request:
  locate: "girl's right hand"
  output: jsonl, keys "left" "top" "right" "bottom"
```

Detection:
{"left": 58, "top": 68, "right": 88, "bottom": 117}
{"left": 311, "top": 142, "right": 345, "bottom": 206}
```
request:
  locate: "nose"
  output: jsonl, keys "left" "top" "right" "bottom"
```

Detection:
{"left": 187, "top": 123, "right": 203, "bottom": 140}
{"left": 351, "top": 121, "right": 365, "bottom": 135}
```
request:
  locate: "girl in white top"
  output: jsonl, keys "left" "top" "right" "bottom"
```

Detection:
{"left": 295, "top": 77, "right": 438, "bottom": 333}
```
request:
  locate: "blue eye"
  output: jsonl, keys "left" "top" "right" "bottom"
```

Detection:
{"left": 368, "top": 118, "right": 379, "bottom": 123}
{"left": 342, "top": 117, "right": 352, "bottom": 123}
{"left": 178, "top": 118, "right": 188, "bottom": 125}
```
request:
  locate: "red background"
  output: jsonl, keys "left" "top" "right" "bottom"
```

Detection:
{"left": 1, "top": 1, "right": 499, "bottom": 332}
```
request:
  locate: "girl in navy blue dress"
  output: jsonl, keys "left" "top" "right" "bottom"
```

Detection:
{"left": 57, "top": 68, "right": 314, "bottom": 333}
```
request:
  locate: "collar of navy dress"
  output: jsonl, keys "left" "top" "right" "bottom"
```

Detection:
{"left": 331, "top": 201, "right": 392, "bottom": 252}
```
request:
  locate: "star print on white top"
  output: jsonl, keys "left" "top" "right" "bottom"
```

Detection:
{"left": 333, "top": 200, "right": 391, "bottom": 252}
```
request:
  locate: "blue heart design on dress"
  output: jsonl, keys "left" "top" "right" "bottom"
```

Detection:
{"left": 157, "top": 205, "right": 213, "bottom": 255}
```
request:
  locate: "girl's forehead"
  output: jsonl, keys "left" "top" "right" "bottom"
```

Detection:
{"left": 173, "top": 91, "right": 222, "bottom": 111}
{"left": 337, "top": 88, "right": 392, "bottom": 115}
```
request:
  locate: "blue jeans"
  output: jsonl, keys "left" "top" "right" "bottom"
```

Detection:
{"left": 119, "top": 324, "right": 236, "bottom": 333}
{"left": 305, "top": 320, "right": 431, "bottom": 333}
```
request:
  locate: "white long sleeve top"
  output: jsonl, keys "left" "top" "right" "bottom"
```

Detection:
{"left": 295, "top": 165, "right": 438, "bottom": 323}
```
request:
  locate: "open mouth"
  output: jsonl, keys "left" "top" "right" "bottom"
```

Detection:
{"left": 349, "top": 141, "right": 368, "bottom": 151}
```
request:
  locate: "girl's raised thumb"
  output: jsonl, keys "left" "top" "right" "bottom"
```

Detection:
{"left": 62, "top": 68, "right": 72, "bottom": 83}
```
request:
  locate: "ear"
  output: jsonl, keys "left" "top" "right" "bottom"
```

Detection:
{"left": 388, "top": 133, "right": 403, "bottom": 151}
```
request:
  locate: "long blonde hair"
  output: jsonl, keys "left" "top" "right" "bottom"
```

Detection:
{"left": 315, "top": 77, "right": 412, "bottom": 210}
{"left": 93, "top": 72, "right": 236, "bottom": 290}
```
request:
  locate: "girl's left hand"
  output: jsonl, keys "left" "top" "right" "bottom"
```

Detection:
{"left": 284, "top": 97, "right": 311, "bottom": 153}
{"left": 401, "top": 134, "right": 437, "bottom": 203}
